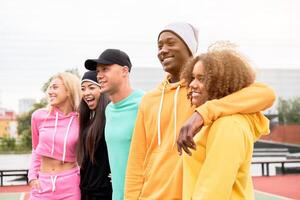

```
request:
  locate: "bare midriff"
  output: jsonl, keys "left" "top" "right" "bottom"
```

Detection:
{"left": 40, "top": 156, "right": 77, "bottom": 173}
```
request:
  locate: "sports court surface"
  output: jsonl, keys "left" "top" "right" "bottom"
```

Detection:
{"left": 1, "top": 175, "right": 299, "bottom": 200}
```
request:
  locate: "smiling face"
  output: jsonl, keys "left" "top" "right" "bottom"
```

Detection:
{"left": 47, "top": 77, "right": 70, "bottom": 109}
{"left": 189, "top": 61, "right": 209, "bottom": 107}
{"left": 157, "top": 31, "right": 191, "bottom": 81}
{"left": 81, "top": 81, "right": 101, "bottom": 110}
{"left": 96, "top": 63, "right": 126, "bottom": 95}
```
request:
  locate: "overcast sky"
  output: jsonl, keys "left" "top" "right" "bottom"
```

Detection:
{"left": 0, "top": 0, "right": 299, "bottom": 112}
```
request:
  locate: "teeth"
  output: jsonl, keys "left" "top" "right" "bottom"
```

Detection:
{"left": 162, "top": 57, "right": 172, "bottom": 61}
{"left": 192, "top": 92, "right": 201, "bottom": 97}
{"left": 162, "top": 57, "right": 173, "bottom": 64}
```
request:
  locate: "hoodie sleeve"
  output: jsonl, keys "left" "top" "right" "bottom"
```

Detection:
{"left": 125, "top": 105, "right": 147, "bottom": 199}
{"left": 196, "top": 83, "right": 276, "bottom": 125}
{"left": 28, "top": 110, "right": 42, "bottom": 182}
{"left": 192, "top": 116, "right": 251, "bottom": 199}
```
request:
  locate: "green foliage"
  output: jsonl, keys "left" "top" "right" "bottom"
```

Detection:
{"left": 18, "top": 129, "right": 32, "bottom": 151}
{"left": 0, "top": 135, "right": 16, "bottom": 151}
{"left": 277, "top": 97, "right": 300, "bottom": 124}
{"left": 15, "top": 100, "right": 47, "bottom": 151}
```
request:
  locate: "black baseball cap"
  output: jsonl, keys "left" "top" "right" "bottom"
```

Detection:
{"left": 85, "top": 49, "right": 132, "bottom": 72}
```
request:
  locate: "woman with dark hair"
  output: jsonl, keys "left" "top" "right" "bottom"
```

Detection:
{"left": 77, "top": 70, "right": 112, "bottom": 200}
{"left": 180, "top": 46, "right": 272, "bottom": 199}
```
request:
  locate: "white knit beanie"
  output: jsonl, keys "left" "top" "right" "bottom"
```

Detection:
{"left": 158, "top": 22, "right": 199, "bottom": 56}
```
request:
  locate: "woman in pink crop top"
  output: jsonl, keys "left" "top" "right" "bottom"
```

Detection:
{"left": 28, "top": 72, "right": 81, "bottom": 200}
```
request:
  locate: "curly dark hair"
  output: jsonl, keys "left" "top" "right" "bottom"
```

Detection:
{"left": 181, "top": 48, "right": 256, "bottom": 101}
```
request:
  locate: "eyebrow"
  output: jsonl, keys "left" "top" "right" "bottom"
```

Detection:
{"left": 49, "top": 83, "right": 64, "bottom": 88}
{"left": 50, "top": 83, "right": 58, "bottom": 86}
{"left": 158, "top": 36, "right": 177, "bottom": 43}
{"left": 193, "top": 74, "right": 205, "bottom": 79}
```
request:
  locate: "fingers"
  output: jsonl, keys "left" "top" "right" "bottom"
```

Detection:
{"left": 34, "top": 180, "right": 40, "bottom": 190}
{"left": 177, "top": 140, "right": 183, "bottom": 156}
{"left": 36, "top": 181, "right": 41, "bottom": 190}
{"left": 177, "top": 128, "right": 186, "bottom": 156}
{"left": 177, "top": 112, "right": 204, "bottom": 156}
{"left": 29, "top": 179, "right": 40, "bottom": 190}
{"left": 182, "top": 135, "right": 195, "bottom": 156}
{"left": 108, "top": 173, "right": 112, "bottom": 182}
{"left": 177, "top": 127, "right": 196, "bottom": 156}
{"left": 181, "top": 141, "right": 192, "bottom": 156}
{"left": 186, "top": 134, "right": 196, "bottom": 150}
{"left": 29, "top": 179, "right": 35, "bottom": 188}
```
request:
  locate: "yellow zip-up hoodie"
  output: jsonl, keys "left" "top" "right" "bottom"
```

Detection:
{"left": 183, "top": 113, "right": 270, "bottom": 200}
{"left": 125, "top": 78, "right": 275, "bottom": 200}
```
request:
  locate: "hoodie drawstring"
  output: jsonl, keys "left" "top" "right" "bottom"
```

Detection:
{"left": 62, "top": 116, "right": 74, "bottom": 163}
{"left": 50, "top": 175, "right": 58, "bottom": 192}
{"left": 51, "top": 113, "right": 74, "bottom": 163}
{"left": 173, "top": 85, "right": 180, "bottom": 147}
{"left": 157, "top": 83, "right": 180, "bottom": 147}
{"left": 157, "top": 83, "right": 166, "bottom": 146}
{"left": 51, "top": 112, "right": 59, "bottom": 155}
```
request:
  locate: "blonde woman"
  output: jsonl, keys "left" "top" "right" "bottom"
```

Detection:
{"left": 28, "top": 72, "right": 81, "bottom": 200}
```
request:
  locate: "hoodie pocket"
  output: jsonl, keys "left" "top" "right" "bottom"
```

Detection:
{"left": 141, "top": 150, "right": 182, "bottom": 198}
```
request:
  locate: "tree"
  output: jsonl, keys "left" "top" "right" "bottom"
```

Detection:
{"left": 277, "top": 97, "right": 300, "bottom": 124}
{"left": 17, "top": 99, "right": 47, "bottom": 150}
{"left": 0, "top": 135, "right": 16, "bottom": 152}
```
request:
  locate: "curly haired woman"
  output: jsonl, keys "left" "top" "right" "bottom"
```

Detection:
{"left": 180, "top": 47, "right": 271, "bottom": 199}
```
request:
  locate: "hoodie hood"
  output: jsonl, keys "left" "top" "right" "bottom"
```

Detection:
{"left": 49, "top": 107, "right": 78, "bottom": 118}
{"left": 244, "top": 112, "right": 270, "bottom": 141}
{"left": 157, "top": 76, "right": 187, "bottom": 91}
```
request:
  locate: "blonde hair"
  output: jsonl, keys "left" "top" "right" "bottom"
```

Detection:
{"left": 47, "top": 72, "right": 81, "bottom": 112}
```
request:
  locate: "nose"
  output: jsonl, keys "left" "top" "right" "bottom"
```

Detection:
{"left": 96, "top": 72, "right": 103, "bottom": 83}
{"left": 47, "top": 87, "right": 53, "bottom": 95}
{"left": 82, "top": 89, "right": 90, "bottom": 96}
{"left": 158, "top": 44, "right": 168, "bottom": 60}
{"left": 189, "top": 79, "right": 197, "bottom": 90}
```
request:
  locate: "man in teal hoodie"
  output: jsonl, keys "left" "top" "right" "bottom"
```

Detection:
{"left": 85, "top": 49, "right": 144, "bottom": 200}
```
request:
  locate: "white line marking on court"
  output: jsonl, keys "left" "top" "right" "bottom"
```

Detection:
{"left": 19, "top": 192, "right": 25, "bottom": 200}
{"left": 255, "top": 190, "right": 295, "bottom": 200}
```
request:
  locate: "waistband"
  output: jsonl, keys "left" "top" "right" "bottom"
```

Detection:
{"left": 38, "top": 166, "right": 79, "bottom": 178}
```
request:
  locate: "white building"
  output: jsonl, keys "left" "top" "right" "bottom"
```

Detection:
{"left": 18, "top": 98, "right": 36, "bottom": 114}
{"left": 255, "top": 68, "right": 300, "bottom": 99}
{"left": 130, "top": 67, "right": 300, "bottom": 113}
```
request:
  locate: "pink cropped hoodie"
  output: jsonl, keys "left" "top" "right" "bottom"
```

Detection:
{"left": 28, "top": 107, "right": 79, "bottom": 182}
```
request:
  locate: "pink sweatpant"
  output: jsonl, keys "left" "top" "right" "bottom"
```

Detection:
{"left": 30, "top": 167, "right": 80, "bottom": 200}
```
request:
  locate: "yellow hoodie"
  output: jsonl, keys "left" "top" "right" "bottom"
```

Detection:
{"left": 182, "top": 113, "right": 270, "bottom": 200}
{"left": 125, "top": 78, "right": 275, "bottom": 200}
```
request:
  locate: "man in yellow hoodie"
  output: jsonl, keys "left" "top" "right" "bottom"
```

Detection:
{"left": 180, "top": 47, "right": 270, "bottom": 199}
{"left": 125, "top": 22, "right": 275, "bottom": 199}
